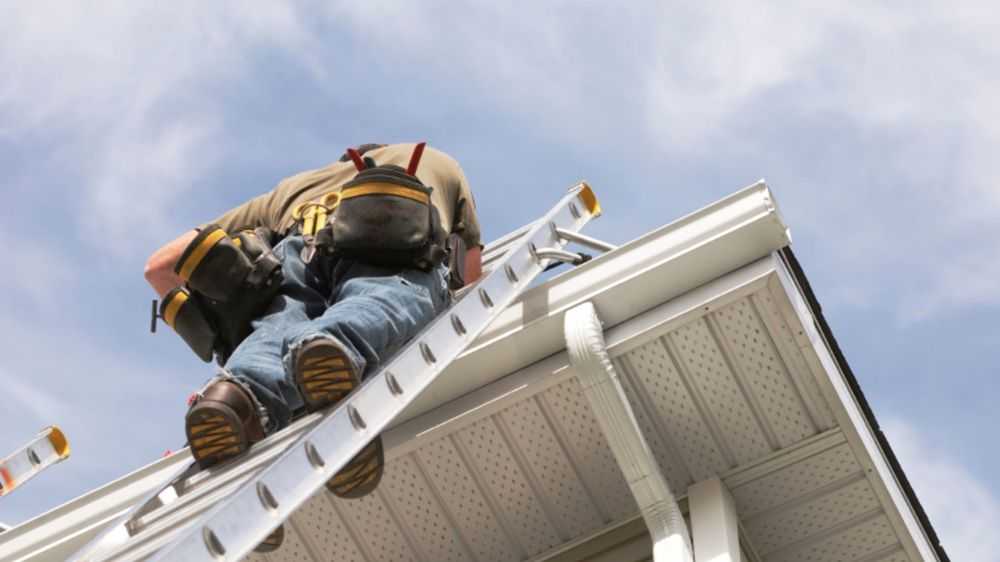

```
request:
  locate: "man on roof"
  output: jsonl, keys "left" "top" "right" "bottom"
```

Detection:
{"left": 145, "top": 142, "right": 482, "bottom": 502}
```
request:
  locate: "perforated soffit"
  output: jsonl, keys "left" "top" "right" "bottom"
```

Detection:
{"left": 219, "top": 256, "right": 937, "bottom": 562}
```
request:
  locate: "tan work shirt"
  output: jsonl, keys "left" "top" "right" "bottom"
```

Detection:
{"left": 210, "top": 143, "right": 482, "bottom": 248}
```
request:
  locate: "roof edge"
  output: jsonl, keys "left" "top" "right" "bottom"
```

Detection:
{"left": 778, "top": 247, "right": 949, "bottom": 562}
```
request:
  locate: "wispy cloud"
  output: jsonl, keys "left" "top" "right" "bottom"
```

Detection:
{"left": 884, "top": 417, "right": 1000, "bottom": 561}
{"left": 0, "top": 373, "right": 69, "bottom": 427}
{"left": 0, "top": 2, "right": 320, "bottom": 255}
{"left": 84, "top": 117, "right": 222, "bottom": 253}
{"left": 317, "top": 1, "right": 1000, "bottom": 318}
{"left": 639, "top": 2, "right": 1000, "bottom": 319}
{"left": 0, "top": 227, "right": 78, "bottom": 314}
{"left": 5, "top": 1, "right": 1000, "bottom": 316}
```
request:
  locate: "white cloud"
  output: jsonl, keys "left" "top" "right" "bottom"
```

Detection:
{"left": 0, "top": 1, "right": 320, "bottom": 255}
{"left": 324, "top": 1, "right": 655, "bottom": 147}
{"left": 638, "top": 2, "right": 1000, "bottom": 318}
{"left": 84, "top": 117, "right": 221, "bottom": 251}
{"left": 3, "top": 5, "right": 998, "bottom": 344}
{"left": 644, "top": 3, "right": 837, "bottom": 152}
{"left": 320, "top": 2, "right": 1000, "bottom": 316}
{"left": 0, "top": 374, "right": 69, "bottom": 427}
{"left": 884, "top": 417, "right": 1000, "bottom": 562}
{"left": 6, "top": 1, "right": 996, "bottom": 309}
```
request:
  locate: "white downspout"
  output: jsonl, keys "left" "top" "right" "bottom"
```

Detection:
{"left": 565, "top": 302, "right": 693, "bottom": 562}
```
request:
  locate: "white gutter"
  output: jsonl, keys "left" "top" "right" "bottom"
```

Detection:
{"left": 565, "top": 302, "right": 693, "bottom": 562}
{"left": 406, "top": 180, "right": 790, "bottom": 421}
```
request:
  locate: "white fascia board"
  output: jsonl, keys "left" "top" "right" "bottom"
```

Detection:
{"left": 402, "top": 180, "right": 790, "bottom": 422}
{"left": 0, "top": 451, "right": 190, "bottom": 562}
{"left": 771, "top": 256, "right": 942, "bottom": 561}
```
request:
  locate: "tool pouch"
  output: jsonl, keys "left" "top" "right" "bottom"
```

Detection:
{"left": 446, "top": 233, "right": 467, "bottom": 290}
{"left": 168, "top": 225, "right": 284, "bottom": 363}
{"left": 235, "top": 227, "right": 282, "bottom": 290}
{"left": 174, "top": 224, "right": 254, "bottom": 302}
{"left": 331, "top": 164, "right": 445, "bottom": 270}
{"left": 160, "top": 287, "right": 217, "bottom": 362}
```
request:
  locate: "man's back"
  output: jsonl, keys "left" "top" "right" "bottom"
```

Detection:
{"left": 210, "top": 143, "right": 481, "bottom": 251}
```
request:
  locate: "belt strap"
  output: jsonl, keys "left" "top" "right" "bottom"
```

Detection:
{"left": 340, "top": 183, "right": 430, "bottom": 204}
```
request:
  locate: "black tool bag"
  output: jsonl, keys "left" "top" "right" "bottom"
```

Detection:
{"left": 159, "top": 287, "right": 217, "bottom": 362}
{"left": 446, "top": 233, "right": 468, "bottom": 290}
{"left": 164, "top": 225, "right": 283, "bottom": 363}
{"left": 331, "top": 162, "right": 445, "bottom": 270}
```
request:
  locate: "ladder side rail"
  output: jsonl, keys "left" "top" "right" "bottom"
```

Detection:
{"left": 482, "top": 221, "right": 536, "bottom": 261}
{"left": 64, "top": 460, "right": 195, "bottom": 562}
{"left": 133, "top": 185, "right": 599, "bottom": 562}
{"left": 127, "top": 414, "right": 321, "bottom": 535}
{"left": 65, "top": 405, "right": 325, "bottom": 561}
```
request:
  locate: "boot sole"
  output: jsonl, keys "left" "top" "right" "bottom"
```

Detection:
{"left": 186, "top": 399, "right": 283, "bottom": 552}
{"left": 293, "top": 339, "right": 361, "bottom": 410}
{"left": 255, "top": 524, "right": 285, "bottom": 553}
{"left": 292, "top": 339, "right": 384, "bottom": 498}
{"left": 185, "top": 401, "right": 249, "bottom": 469}
{"left": 326, "top": 437, "right": 384, "bottom": 499}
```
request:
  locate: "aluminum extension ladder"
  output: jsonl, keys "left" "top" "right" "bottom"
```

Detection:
{"left": 0, "top": 426, "right": 70, "bottom": 498}
{"left": 69, "top": 183, "right": 605, "bottom": 561}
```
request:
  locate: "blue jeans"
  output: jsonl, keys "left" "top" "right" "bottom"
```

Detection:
{"left": 220, "top": 235, "right": 450, "bottom": 432}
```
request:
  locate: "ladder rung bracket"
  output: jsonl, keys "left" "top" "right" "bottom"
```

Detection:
{"left": 85, "top": 184, "right": 601, "bottom": 562}
{"left": 129, "top": 420, "right": 315, "bottom": 536}
{"left": 481, "top": 221, "right": 536, "bottom": 267}
{"left": 551, "top": 225, "right": 617, "bottom": 253}
{"left": 68, "top": 460, "right": 195, "bottom": 561}
{"left": 68, "top": 413, "right": 324, "bottom": 561}
{"left": 110, "top": 470, "right": 256, "bottom": 561}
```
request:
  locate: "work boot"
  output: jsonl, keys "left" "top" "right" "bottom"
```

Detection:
{"left": 255, "top": 524, "right": 284, "bottom": 553}
{"left": 185, "top": 381, "right": 284, "bottom": 552}
{"left": 325, "top": 437, "right": 384, "bottom": 499}
{"left": 292, "top": 338, "right": 385, "bottom": 499}
{"left": 185, "top": 380, "right": 266, "bottom": 469}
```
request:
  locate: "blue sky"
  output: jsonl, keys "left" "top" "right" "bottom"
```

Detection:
{"left": 1, "top": 2, "right": 998, "bottom": 559}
